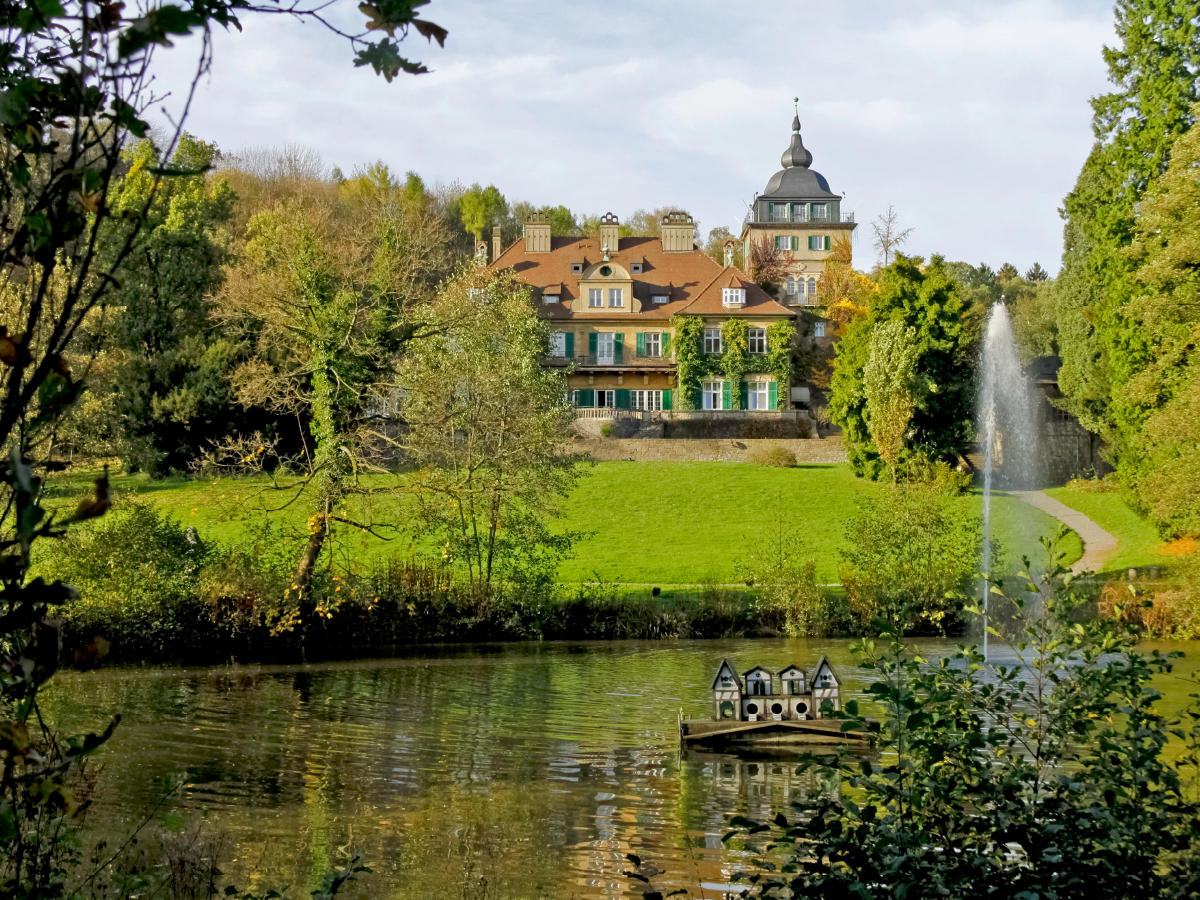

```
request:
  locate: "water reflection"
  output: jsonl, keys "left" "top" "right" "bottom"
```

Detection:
{"left": 36, "top": 637, "right": 1199, "bottom": 900}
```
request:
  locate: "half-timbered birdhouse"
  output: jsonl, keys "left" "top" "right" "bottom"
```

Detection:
{"left": 711, "top": 658, "right": 742, "bottom": 720}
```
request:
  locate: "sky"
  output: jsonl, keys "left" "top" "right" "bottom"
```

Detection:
{"left": 149, "top": 0, "right": 1117, "bottom": 274}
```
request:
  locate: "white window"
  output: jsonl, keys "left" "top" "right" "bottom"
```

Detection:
{"left": 549, "top": 333, "right": 566, "bottom": 357}
{"left": 812, "top": 203, "right": 828, "bottom": 220}
{"left": 796, "top": 277, "right": 806, "bottom": 296}
{"left": 595, "top": 389, "right": 615, "bottom": 408}
{"left": 747, "top": 381, "right": 769, "bottom": 410}
{"left": 632, "top": 390, "right": 662, "bottom": 411}
{"left": 643, "top": 333, "right": 661, "bottom": 357}
{"left": 808, "top": 276, "right": 817, "bottom": 296}
{"left": 786, "top": 276, "right": 795, "bottom": 295}
{"left": 596, "top": 332, "right": 614, "bottom": 365}
{"left": 814, "top": 322, "right": 826, "bottom": 337}
{"left": 652, "top": 295, "right": 669, "bottom": 304}
{"left": 702, "top": 381, "right": 722, "bottom": 410}
{"left": 543, "top": 293, "right": 559, "bottom": 305}
{"left": 722, "top": 288, "right": 745, "bottom": 305}
{"left": 748, "top": 328, "right": 767, "bottom": 354}
{"left": 775, "top": 235, "right": 789, "bottom": 251}
{"left": 468, "top": 288, "right": 483, "bottom": 302}
{"left": 572, "top": 390, "right": 581, "bottom": 406}
{"left": 808, "top": 235, "right": 828, "bottom": 251}
{"left": 608, "top": 288, "right": 623, "bottom": 307}
{"left": 704, "top": 328, "right": 722, "bottom": 354}
{"left": 588, "top": 288, "right": 602, "bottom": 307}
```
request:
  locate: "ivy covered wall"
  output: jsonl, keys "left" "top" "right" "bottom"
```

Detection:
{"left": 671, "top": 314, "right": 794, "bottom": 410}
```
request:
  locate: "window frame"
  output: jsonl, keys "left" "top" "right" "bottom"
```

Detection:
{"left": 651, "top": 294, "right": 669, "bottom": 305}
{"left": 595, "top": 389, "right": 616, "bottom": 408}
{"left": 747, "top": 381, "right": 769, "bottom": 410}
{"left": 702, "top": 380, "right": 722, "bottom": 410}
{"left": 588, "top": 288, "right": 602, "bottom": 307}
{"left": 814, "top": 322, "right": 826, "bottom": 338}
{"left": 748, "top": 328, "right": 767, "bottom": 354}
{"left": 643, "top": 332, "right": 661, "bottom": 357}
{"left": 608, "top": 288, "right": 624, "bottom": 308}
{"left": 704, "top": 328, "right": 723, "bottom": 354}
{"left": 631, "top": 390, "right": 662, "bottom": 411}
{"left": 548, "top": 333, "right": 566, "bottom": 357}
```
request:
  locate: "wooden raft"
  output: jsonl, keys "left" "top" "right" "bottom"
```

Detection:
{"left": 679, "top": 715, "right": 874, "bottom": 749}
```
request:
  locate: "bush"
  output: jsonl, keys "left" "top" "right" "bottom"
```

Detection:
{"left": 840, "top": 481, "right": 987, "bottom": 634}
{"left": 747, "top": 443, "right": 797, "bottom": 468}
{"left": 1067, "top": 472, "right": 1120, "bottom": 493}
{"left": 36, "top": 500, "right": 209, "bottom": 658}
{"left": 599, "top": 422, "right": 613, "bottom": 438}
{"left": 1099, "top": 552, "right": 1200, "bottom": 638}
{"left": 733, "top": 519, "right": 843, "bottom": 636}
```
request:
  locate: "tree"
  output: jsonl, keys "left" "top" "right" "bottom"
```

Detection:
{"left": 0, "top": 0, "right": 447, "bottom": 893}
{"left": 863, "top": 319, "right": 920, "bottom": 480}
{"left": 703, "top": 226, "right": 742, "bottom": 268}
{"left": 815, "top": 233, "right": 876, "bottom": 326}
{"left": 997, "top": 262, "right": 1019, "bottom": 282}
{"left": 727, "top": 543, "right": 1200, "bottom": 897}
{"left": 88, "top": 134, "right": 251, "bottom": 475}
{"left": 829, "top": 255, "right": 978, "bottom": 479}
{"left": 1054, "top": 0, "right": 1199, "bottom": 460}
{"left": 1117, "top": 108, "right": 1200, "bottom": 537}
{"left": 399, "top": 268, "right": 579, "bottom": 593}
{"left": 619, "top": 206, "right": 696, "bottom": 238}
{"left": 748, "top": 234, "right": 788, "bottom": 291}
{"left": 734, "top": 517, "right": 831, "bottom": 637}
{"left": 870, "top": 204, "right": 914, "bottom": 267}
{"left": 1025, "top": 261, "right": 1050, "bottom": 281}
{"left": 458, "top": 183, "right": 507, "bottom": 242}
{"left": 215, "top": 155, "right": 454, "bottom": 608}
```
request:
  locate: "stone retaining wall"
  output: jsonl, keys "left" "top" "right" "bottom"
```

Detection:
{"left": 568, "top": 436, "right": 847, "bottom": 464}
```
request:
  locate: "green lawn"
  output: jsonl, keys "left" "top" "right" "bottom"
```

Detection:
{"left": 47, "top": 463, "right": 1079, "bottom": 586}
{"left": 1044, "top": 486, "right": 1177, "bottom": 573}
{"left": 556, "top": 462, "right": 1076, "bottom": 584}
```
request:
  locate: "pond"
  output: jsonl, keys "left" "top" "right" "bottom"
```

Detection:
{"left": 39, "top": 637, "right": 1200, "bottom": 900}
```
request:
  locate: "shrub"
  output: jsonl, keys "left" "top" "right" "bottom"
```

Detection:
{"left": 36, "top": 500, "right": 209, "bottom": 657}
{"left": 840, "top": 481, "right": 987, "bottom": 634}
{"left": 599, "top": 422, "right": 613, "bottom": 438}
{"left": 734, "top": 519, "right": 839, "bottom": 636}
{"left": 747, "top": 443, "right": 797, "bottom": 468}
{"left": 797, "top": 415, "right": 815, "bottom": 438}
{"left": 1067, "top": 472, "right": 1120, "bottom": 493}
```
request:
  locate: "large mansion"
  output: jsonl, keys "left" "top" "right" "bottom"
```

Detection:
{"left": 488, "top": 113, "right": 855, "bottom": 414}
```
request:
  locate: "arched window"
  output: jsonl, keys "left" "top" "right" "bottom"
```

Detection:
{"left": 786, "top": 275, "right": 795, "bottom": 295}
{"left": 807, "top": 277, "right": 817, "bottom": 295}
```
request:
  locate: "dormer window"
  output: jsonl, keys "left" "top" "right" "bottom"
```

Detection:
{"left": 722, "top": 288, "right": 746, "bottom": 307}
{"left": 652, "top": 295, "right": 668, "bottom": 305}
{"left": 631, "top": 263, "right": 643, "bottom": 274}
{"left": 571, "top": 263, "right": 583, "bottom": 274}
{"left": 599, "top": 265, "right": 612, "bottom": 277}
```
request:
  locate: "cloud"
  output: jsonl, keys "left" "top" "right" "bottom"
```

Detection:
{"left": 146, "top": 0, "right": 1114, "bottom": 271}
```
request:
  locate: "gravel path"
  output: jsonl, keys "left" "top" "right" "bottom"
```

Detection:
{"left": 1011, "top": 490, "right": 1119, "bottom": 574}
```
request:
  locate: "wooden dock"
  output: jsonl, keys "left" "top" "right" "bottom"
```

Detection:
{"left": 679, "top": 715, "right": 874, "bottom": 749}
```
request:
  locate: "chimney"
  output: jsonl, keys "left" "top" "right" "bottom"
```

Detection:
{"left": 524, "top": 212, "right": 551, "bottom": 253}
{"left": 723, "top": 238, "right": 735, "bottom": 268}
{"left": 660, "top": 211, "right": 695, "bottom": 253}
{"left": 492, "top": 225, "right": 502, "bottom": 262}
{"left": 598, "top": 212, "right": 620, "bottom": 255}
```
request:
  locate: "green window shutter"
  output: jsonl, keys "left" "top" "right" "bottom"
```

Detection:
{"left": 661, "top": 332, "right": 670, "bottom": 356}
{"left": 579, "top": 388, "right": 594, "bottom": 407}
{"left": 768, "top": 381, "right": 778, "bottom": 410}
{"left": 614, "top": 332, "right": 624, "bottom": 364}
{"left": 565, "top": 332, "right": 574, "bottom": 358}
{"left": 807, "top": 236, "right": 816, "bottom": 251}
{"left": 616, "top": 389, "right": 630, "bottom": 409}
{"left": 722, "top": 381, "right": 732, "bottom": 410}
{"left": 791, "top": 236, "right": 799, "bottom": 251}
{"left": 636, "top": 332, "right": 645, "bottom": 357}
{"left": 739, "top": 381, "right": 749, "bottom": 410}
{"left": 588, "top": 332, "right": 597, "bottom": 357}
{"left": 662, "top": 389, "right": 673, "bottom": 410}
{"left": 824, "top": 236, "right": 831, "bottom": 251}
{"left": 691, "top": 388, "right": 702, "bottom": 409}
{"left": 768, "top": 202, "right": 775, "bottom": 219}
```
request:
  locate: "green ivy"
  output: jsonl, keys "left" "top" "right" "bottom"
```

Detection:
{"left": 672, "top": 315, "right": 708, "bottom": 409}
{"left": 721, "top": 320, "right": 750, "bottom": 408}
{"left": 766, "top": 321, "right": 795, "bottom": 409}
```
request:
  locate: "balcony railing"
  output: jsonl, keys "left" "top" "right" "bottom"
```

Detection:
{"left": 544, "top": 352, "right": 675, "bottom": 368}
{"left": 743, "top": 210, "right": 855, "bottom": 225}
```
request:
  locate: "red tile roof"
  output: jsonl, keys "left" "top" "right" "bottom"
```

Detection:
{"left": 491, "top": 236, "right": 793, "bottom": 320}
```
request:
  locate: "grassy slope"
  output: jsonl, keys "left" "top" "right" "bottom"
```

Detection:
{"left": 1044, "top": 486, "right": 1176, "bottom": 572}
{"left": 48, "top": 463, "right": 1078, "bottom": 586}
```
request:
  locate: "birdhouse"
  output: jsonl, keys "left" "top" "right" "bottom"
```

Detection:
{"left": 779, "top": 664, "right": 812, "bottom": 720}
{"left": 741, "top": 666, "right": 777, "bottom": 721}
{"left": 809, "top": 655, "right": 842, "bottom": 715}
{"left": 711, "top": 658, "right": 742, "bottom": 720}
